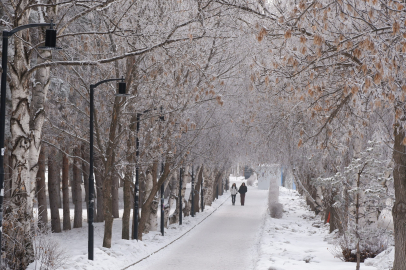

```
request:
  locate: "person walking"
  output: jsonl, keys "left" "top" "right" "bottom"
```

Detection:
{"left": 238, "top": 182, "right": 248, "bottom": 206}
{"left": 230, "top": 183, "right": 238, "bottom": 205}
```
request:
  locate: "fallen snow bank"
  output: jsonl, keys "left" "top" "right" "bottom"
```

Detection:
{"left": 364, "top": 246, "right": 394, "bottom": 270}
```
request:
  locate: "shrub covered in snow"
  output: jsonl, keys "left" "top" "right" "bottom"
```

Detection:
{"left": 335, "top": 227, "right": 392, "bottom": 262}
{"left": 31, "top": 225, "right": 67, "bottom": 270}
{"left": 269, "top": 202, "right": 283, "bottom": 219}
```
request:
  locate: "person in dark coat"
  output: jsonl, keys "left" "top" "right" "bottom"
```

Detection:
{"left": 238, "top": 182, "right": 248, "bottom": 206}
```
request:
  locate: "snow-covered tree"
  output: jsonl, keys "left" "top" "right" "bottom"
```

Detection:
{"left": 316, "top": 141, "right": 393, "bottom": 267}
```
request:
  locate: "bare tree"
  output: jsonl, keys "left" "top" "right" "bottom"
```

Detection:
{"left": 62, "top": 151, "right": 71, "bottom": 231}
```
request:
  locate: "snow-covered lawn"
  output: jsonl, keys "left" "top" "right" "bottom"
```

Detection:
{"left": 28, "top": 193, "right": 230, "bottom": 270}
{"left": 254, "top": 187, "right": 391, "bottom": 270}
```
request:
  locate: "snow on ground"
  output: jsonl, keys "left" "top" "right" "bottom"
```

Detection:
{"left": 28, "top": 177, "right": 394, "bottom": 270}
{"left": 364, "top": 247, "right": 394, "bottom": 270}
{"left": 254, "top": 187, "right": 380, "bottom": 270}
{"left": 27, "top": 190, "right": 230, "bottom": 270}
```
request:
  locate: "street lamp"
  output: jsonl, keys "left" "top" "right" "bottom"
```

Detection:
{"left": 191, "top": 165, "right": 195, "bottom": 217}
{"left": 201, "top": 174, "right": 204, "bottom": 211}
{"left": 179, "top": 167, "right": 183, "bottom": 225}
{"left": 159, "top": 107, "right": 165, "bottom": 236}
{"left": 88, "top": 77, "right": 128, "bottom": 260}
{"left": 0, "top": 20, "right": 61, "bottom": 266}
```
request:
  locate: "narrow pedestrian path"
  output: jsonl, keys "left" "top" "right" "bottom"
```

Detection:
{"left": 131, "top": 181, "right": 268, "bottom": 270}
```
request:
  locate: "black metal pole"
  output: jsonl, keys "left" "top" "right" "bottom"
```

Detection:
{"left": 191, "top": 166, "right": 194, "bottom": 217}
{"left": 87, "top": 78, "right": 126, "bottom": 258}
{"left": 0, "top": 32, "right": 10, "bottom": 268}
{"left": 133, "top": 113, "right": 140, "bottom": 240}
{"left": 160, "top": 161, "right": 164, "bottom": 235}
{"left": 179, "top": 167, "right": 183, "bottom": 225}
{"left": 88, "top": 85, "right": 95, "bottom": 260}
{"left": 201, "top": 175, "right": 204, "bottom": 211}
{"left": 216, "top": 181, "right": 219, "bottom": 200}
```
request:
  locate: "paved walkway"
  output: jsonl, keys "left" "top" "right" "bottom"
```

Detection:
{"left": 132, "top": 182, "right": 268, "bottom": 270}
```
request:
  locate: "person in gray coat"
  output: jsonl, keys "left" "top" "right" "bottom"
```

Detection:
{"left": 230, "top": 183, "right": 238, "bottom": 205}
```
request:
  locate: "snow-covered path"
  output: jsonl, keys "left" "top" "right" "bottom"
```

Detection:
{"left": 131, "top": 183, "right": 268, "bottom": 270}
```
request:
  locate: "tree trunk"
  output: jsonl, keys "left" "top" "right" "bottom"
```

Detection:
{"left": 184, "top": 167, "right": 193, "bottom": 217}
{"left": 4, "top": 140, "right": 12, "bottom": 199}
{"left": 203, "top": 167, "right": 214, "bottom": 206}
{"left": 392, "top": 125, "right": 406, "bottom": 270}
{"left": 62, "top": 152, "right": 71, "bottom": 230}
{"left": 3, "top": 10, "right": 54, "bottom": 267}
{"left": 81, "top": 144, "right": 89, "bottom": 211}
{"left": 138, "top": 159, "right": 171, "bottom": 240}
{"left": 57, "top": 164, "right": 62, "bottom": 209}
{"left": 180, "top": 168, "right": 187, "bottom": 218}
{"left": 73, "top": 147, "right": 83, "bottom": 228}
{"left": 48, "top": 148, "right": 61, "bottom": 233}
{"left": 102, "top": 27, "right": 125, "bottom": 248}
{"left": 36, "top": 146, "right": 47, "bottom": 228}
{"left": 112, "top": 171, "right": 120, "bottom": 218}
{"left": 144, "top": 163, "right": 159, "bottom": 233}
{"left": 168, "top": 170, "right": 179, "bottom": 225}
{"left": 71, "top": 160, "right": 76, "bottom": 204}
{"left": 102, "top": 167, "right": 114, "bottom": 248}
{"left": 212, "top": 169, "right": 218, "bottom": 202}
{"left": 193, "top": 166, "right": 203, "bottom": 214}
{"left": 219, "top": 170, "right": 224, "bottom": 196}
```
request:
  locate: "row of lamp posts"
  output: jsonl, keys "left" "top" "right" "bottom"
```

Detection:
{"left": 0, "top": 20, "right": 207, "bottom": 264}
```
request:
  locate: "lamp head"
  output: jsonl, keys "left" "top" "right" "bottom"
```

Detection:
{"left": 39, "top": 20, "right": 62, "bottom": 50}
{"left": 116, "top": 77, "right": 129, "bottom": 97}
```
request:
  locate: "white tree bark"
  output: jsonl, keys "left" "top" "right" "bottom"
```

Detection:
{"left": 168, "top": 170, "right": 179, "bottom": 225}
{"left": 144, "top": 170, "right": 158, "bottom": 232}
{"left": 203, "top": 167, "right": 214, "bottom": 206}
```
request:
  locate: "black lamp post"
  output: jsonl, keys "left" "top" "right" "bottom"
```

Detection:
{"left": 201, "top": 175, "right": 204, "bottom": 211}
{"left": 159, "top": 107, "right": 165, "bottom": 236}
{"left": 0, "top": 21, "right": 61, "bottom": 266}
{"left": 133, "top": 112, "right": 141, "bottom": 240}
{"left": 88, "top": 78, "right": 128, "bottom": 260}
{"left": 191, "top": 165, "right": 195, "bottom": 217}
{"left": 160, "top": 160, "right": 164, "bottom": 236}
{"left": 179, "top": 167, "right": 183, "bottom": 225}
{"left": 216, "top": 180, "right": 219, "bottom": 200}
